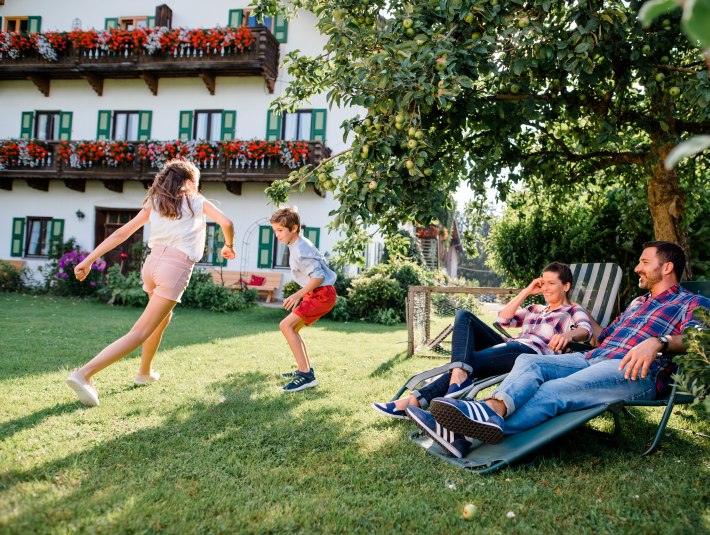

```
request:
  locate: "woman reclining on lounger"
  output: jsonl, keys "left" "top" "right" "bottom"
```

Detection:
{"left": 372, "top": 262, "right": 592, "bottom": 418}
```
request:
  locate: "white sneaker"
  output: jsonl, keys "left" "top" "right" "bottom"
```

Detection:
{"left": 134, "top": 370, "right": 160, "bottom": 385}
{"left": 66, "top": 370, "right": 100, "bottom": 407}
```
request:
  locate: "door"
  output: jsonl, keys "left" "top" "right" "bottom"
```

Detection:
{"left": 95, "top": 208, "right": 143, "bottom": 273}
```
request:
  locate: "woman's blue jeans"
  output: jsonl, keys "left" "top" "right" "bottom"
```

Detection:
{"left": 412, "top": 310, "right": 536, "bottom": 408}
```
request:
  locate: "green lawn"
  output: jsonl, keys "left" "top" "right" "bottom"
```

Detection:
{"left": 1, "top": 294, "right": 708, "bottom": 534}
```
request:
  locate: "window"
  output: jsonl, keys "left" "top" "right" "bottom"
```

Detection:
{"left": 20, "top": 111, "right": 72, "bottom": 140}
{"left": 194, "top": 110, "right": 222, "bottom": 141}
{"left": 11, "top": 217, "right": 64, "bottom": 258}
{"left": 97, "top": 110, "right": 152, "bottom": 141}
{"left": 4, "top": 17, "right": 29, "bottom": 32}
{"left": 34, "top": 111, "right": 60, "bottom": 140}
{"left": 119, "top": 17, "right": 147, "bottom": 30}
{"left": 266, "top": 109, "right": 327, "bottom": 142}
{"left": 228, "top": 9, "right": 287, "bottom": 42}
{"left": 113, "top": 111, "right": 139, "bottom": 141}
{"left": 178, "top": 110, "right": 235, "bottom": 141}
{"left": 282, "top": 111, "right": 312, "bottom": 142}
{"left": 257, "top": 225, "right": 321, "bottom": 269}
{"left": 199, "top": 223, "right": 227, "bottom": 266}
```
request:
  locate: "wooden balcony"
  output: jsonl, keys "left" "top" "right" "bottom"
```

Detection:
{"left": 0, "top": 27, "right": 279, "bottom": 95}
{"left": 0, "top": 140, "right": 330, "bottom": 196}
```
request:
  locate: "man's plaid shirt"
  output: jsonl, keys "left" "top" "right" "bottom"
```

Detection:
{"left": 588, "top": 284, "right": 710, "bottom": 392}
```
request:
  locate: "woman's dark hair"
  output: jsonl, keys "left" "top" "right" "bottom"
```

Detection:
{"left": 145, "top": 159, "right": 200, "bottom": 219}
{"left": 542, "top": 262, "right": 573, "bottom": 296}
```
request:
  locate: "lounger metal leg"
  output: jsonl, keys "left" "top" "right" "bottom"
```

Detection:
{"left": 642, "top": 385, "right": 679, "bottom": 456}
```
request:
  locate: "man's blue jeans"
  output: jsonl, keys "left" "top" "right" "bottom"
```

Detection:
{"left": 492, "top": 353, "right": 658, "bottom": 434}
{"left": 413, "top": 310, "right": 536, "bottom": 408}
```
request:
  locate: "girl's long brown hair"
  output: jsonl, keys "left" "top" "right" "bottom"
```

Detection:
{"left": 145, "top": 160, "right": 200, "bottom": 219}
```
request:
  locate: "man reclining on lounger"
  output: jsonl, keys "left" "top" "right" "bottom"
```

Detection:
{"left": 407, "top": 241, "right": 710, "bottom": 458}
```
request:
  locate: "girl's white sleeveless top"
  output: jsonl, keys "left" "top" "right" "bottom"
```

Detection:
{"left": 148, "top": 195, "right": 206, "bottom": 262}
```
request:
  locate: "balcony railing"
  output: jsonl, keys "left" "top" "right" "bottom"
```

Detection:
{"left": 0, "top": 139, "right": 329, "bottom": 195}
{"left": 0, "top": 27, "right": 279, "bottom": 95}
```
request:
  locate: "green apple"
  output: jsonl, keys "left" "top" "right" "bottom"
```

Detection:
{"left": 464, "top": 12, "right": 475, "bottom": 23}
{"left": 405, "top": 159, "right": 415, "bottom": 169}
{"left": 642, "top": 44, "right": 651, "bottom": 55}
{"left": 403, "top": 18, "right": 413, "bottom": 29}
{"left": 361, "top": 145, "right": 369, "bottom": 157}
{"left": 510, "top": 83, "right": 520, "bottom": 94}
{"left": 435, "top": 58, "right": 448, "bottom": 71}
{"left": 518, "top": 16, "right": 529, "bottom": 28}
{"left": 407, "top": 139, "right": 418, "bottom": 149}
{"left": 405, "top": 27, "right": 415, "bottom": 37}
{"left": 669, "top": 86, "right": 681, "bottom": 97}
{"left": 655, "top": 73, "right": 665, "bottom": 82}
{"left": 408, "top": 127, "right": 417, "bottom": 137}
{"left": 660, "top": 55, "right": 669, "bottom": 64}
{"left": 463, "top": 503, "right": 478, "bottom": 520}
{"left": 414, "top": 130, "right": 424, "bottom": 139}
{"left": 368, "top": 180, "right": 377, "bottom": 190}
{"left": 471, "top": 31, "right": 481, "bottom": 40}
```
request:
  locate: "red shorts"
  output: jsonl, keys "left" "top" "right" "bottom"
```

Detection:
{"left": 293, "top": 285, "right": 337, "bottom": 326}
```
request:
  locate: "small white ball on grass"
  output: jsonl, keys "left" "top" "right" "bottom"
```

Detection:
{"left": 462, "top": 503, "right": 478, "bottom": 520}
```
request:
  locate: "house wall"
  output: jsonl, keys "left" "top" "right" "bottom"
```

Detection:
{"left": 0, "top": 1, "right": 374, "bottom": 293}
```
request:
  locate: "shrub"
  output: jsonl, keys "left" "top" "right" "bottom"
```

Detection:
{"left": 53, "top": 247, "right": 107, "bottom": 296}
{"left": 97, "top": 264, "right": 148, "bottom": 307}
{"left": 370, "top": 308, "right": 400, "bottom": 326}
{"left": 326, "top": 295, "right": 351, "bottom": 322}
{"left": 0, "top": 261, "right": 25, "bottom": 292}
{"left": 347, "top": 274, "right": 403, "bottom": 323}
{"left": 282, "top": 280, "right": 300, "bottom": 298}
{"left": 180, "top": 269, "right": 257, "bottom": 312}
{"left": 674, "top": 307, "right": 710, "bottom": 410}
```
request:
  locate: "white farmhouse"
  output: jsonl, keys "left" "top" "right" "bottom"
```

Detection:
{"left": 0, "top": 0, "right": 379, "bottom": 296}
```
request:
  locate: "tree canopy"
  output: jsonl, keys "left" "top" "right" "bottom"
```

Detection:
{"left": 256, "top": 0, "right": 709, "bottom": 267}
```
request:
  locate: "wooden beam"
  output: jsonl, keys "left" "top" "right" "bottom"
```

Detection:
{"left": 0, "top": 178, "right": 12, "bottom": 191}
{"left": 199, "top": 71, "right": 216, "bottom": 95}
{"left": 26, "top": 178, "right": 49, "bottom": 191}
{"left": 28, "top": 75, "right": 50, "bottom": 97}
{"left": 102, "top": 179, "right": 123, "bottom": 193}
{"left": 141, "top": 73, "right": 159, "bottom": 96}
{"left": 84, "top": 73, "right": 104, "bottom": 96}
{"left": 64, "top": 179, "right": 86, "bottom": 192}
{"left": 225, "top": 182, "right": 242, "bottom": 195}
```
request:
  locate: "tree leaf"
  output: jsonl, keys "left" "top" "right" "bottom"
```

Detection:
{"left": 664, "top": 135, "right": 710, "bottom": 169}
{"left": 638, "top": 0, "right": 680, "bottom": 28}
{"left": 682, "top": 0, "right": 710, "bottom": 48}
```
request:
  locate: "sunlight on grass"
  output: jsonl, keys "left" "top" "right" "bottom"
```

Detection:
{"left": 1, "top": 294, "right": 708, "bottom": 533}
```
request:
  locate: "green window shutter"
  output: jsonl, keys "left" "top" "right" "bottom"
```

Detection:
{"left": 212, "top": 227, "right": 227, "bottom": 266}
{"left": 257, "top": 225, "right": 274, "bottom": 268}
{"left": 97, "top": 110, "right": 112, "bottom": 140}
{"left": 10, "top": 218, "right": 25, "bottom": 258}
{"left": 273, "top": 15, "right": 288, "bottom": 43}
{"left": 28, "top": 16, "right": 42, "bottom": 33}
{"left": 49, "top": 219, "right": 64, "bottom": 257}
{"left": 105, "top": 18, "right": 119, "bottom": 30}
{"left": 0, "top": 18, "right": 3, "bottom": 31}
{"left": 221, "top": 110, "right": 236, "bottom": 141}
{"left": 265, "top": 109, "right": 282, "bottom": 141}
{"left": 228, "top": 9, "right": 243, "bottom": 28}
{"left": 146, "top": 16, "right": 156, "bottom": 28}
{"left": 58, "top": 111, "right": 73, "bottom": 141}
{"left": 178, "top": 110, "right": 194, "bottom": 141}
{"left": 138, "top": 110, "right": 152, "bottom": 141}
{"left": 304, "top": 227, "right": 320, "bottom": 249}
{"left": 310, "top": 109, "right": 327, "bottom": 141}
{"left": 20, "top": 111, "right": 34, "bottom": 139}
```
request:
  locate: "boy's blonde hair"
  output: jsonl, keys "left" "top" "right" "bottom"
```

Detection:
{"left": 270, "top": 207, "right": 300, "bottom": 230}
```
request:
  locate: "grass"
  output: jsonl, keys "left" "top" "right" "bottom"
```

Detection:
{"left": 0, "top": 293, "right": 709, "bottom": 534}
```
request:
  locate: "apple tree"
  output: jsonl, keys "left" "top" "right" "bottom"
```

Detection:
{"left": 255, "top": 0, "right": 710, "bottom": 269}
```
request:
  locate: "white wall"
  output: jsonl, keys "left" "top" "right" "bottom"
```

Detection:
{"left": 0, "top": 0, "right": 377, "bottom": 292}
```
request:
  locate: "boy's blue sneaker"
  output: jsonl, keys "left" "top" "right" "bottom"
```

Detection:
{"left": 444, "top": 376, "right": 474, "bottom": 398}
{"left": 430, "top": 398, "right": 505, "bottom": 444}
{"left": 406, "top": 406, "right": 472, "bottom": 458}
{"left": 371, "top": 402, "right": 408, "bottom": 420}
{"left": 282, "top": 367, "right": 313, "bottom": 378}
{"left": 282, "top": 371, "right": 318, "bottom": 392}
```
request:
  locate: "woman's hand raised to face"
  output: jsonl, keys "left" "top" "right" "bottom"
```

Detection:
{"left": 526, "top": 277, "right": 544, "bottom": 295}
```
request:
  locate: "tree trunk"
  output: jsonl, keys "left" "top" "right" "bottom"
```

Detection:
{"left": 646, "top": 143, "right": 692, "bottom": 279}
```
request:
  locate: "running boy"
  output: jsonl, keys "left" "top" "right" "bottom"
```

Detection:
{"left": 271, "top": 207, "right": 337, "bottom": 392}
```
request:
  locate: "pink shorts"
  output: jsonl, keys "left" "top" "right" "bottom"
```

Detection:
{"left": 142, "top": 244, "right": 195, "bottom": 303}
{"left": 294, "top": 285, "right": 337, "bottom": 326}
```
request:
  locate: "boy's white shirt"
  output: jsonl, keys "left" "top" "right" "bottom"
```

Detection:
{"left": 288, "top": 236, "right": 337, "bottom": 288}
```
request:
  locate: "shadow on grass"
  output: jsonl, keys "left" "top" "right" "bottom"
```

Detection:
{"left": 0, "top": 402, "right": 81, "bottom": 442}
{"left": 0, "top": 371, "right": 369, "bottom": 532}
{"left": 369, "top": 351, "right": 410, "bottom": 378}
